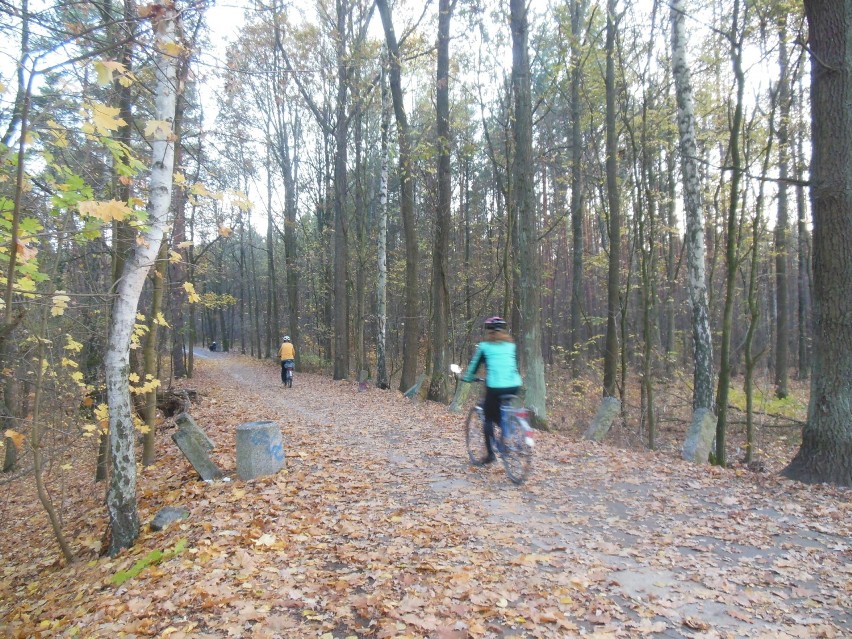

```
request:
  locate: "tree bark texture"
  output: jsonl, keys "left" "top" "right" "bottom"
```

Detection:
{"left": 569, "top": 0, "right": 586, "bottom": 380}
{"left": 601, "top": 0, "right": 621, "bottom": 400}
{"left": 427, "top": 0, "right": 454, "bottom": 403}
{"left": 670, "top": 0, "right": 714, "bottom": 413}
{"left": 714, "top": 0, "right": 745, "bottom": 468}
{"left": 774, "top": 18, "right": 791, "bottom": 399}
{"left": 377, "top": 0, "right": 419, "bottom": 393}
{"left": 784, "top": 0, "right": 852, "bottom": 487}
{"left": 376, "top": 65, "right": 389, "bottom": 390}
{"left": 333, "top": 0, "right": 350, "bottom": 380}
{"left": 510, "top": 0, "right": 547, "bottom": 426}
{"left": 106, "top": 7, "right": 178, "bottom": 555}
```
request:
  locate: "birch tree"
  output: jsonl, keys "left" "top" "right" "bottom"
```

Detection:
{"left": 670, "top": 0, "right": 715, "bottom": 460}
{"left": 105, "top": 3, "right": 179, "bottom": 554}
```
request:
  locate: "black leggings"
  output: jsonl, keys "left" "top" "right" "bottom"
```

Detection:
{"left": 483, "top": 386, "right": 519, "bottom": 455}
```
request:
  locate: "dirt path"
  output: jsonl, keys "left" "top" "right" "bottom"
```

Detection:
{"left": 1, "top": 351, "right": 848, "bottom": 639}
{"left": 203, "top": 352, "right": 849, "bottom": 638}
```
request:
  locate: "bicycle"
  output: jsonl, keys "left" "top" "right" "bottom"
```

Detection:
{"left": 464, "top": 377, "right": 534, "bottom": 484}
{"left": 282, "top": 359, "right": 294, "bottom": 388}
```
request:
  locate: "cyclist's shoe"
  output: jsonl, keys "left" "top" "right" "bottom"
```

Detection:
{"left": 483, "top": 454, "right": 497, "bottom": 464}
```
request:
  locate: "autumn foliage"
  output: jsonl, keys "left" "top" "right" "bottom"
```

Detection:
{"left": 1, "top": 354, "right": 848, "bottom": 638}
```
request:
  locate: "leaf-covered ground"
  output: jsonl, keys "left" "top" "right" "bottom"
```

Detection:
{"left": 1, "top": 351, "right": 849, "bottom": 638}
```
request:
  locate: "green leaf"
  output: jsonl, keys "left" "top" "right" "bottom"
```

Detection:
{"left": 110, "top": 539, "right": 187, "bottom": 586}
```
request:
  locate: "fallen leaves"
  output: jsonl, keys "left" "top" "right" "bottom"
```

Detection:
{"left": 0, "top": 352, "right": 848, "bottom": 639}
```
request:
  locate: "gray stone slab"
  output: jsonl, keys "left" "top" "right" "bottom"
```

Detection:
{"left": 175, "top": 412, "right": 214, "bottom": 451}
{"left": 236, "top": 421, "right": 285, "bottom": 480}
{"left": 682, "top": 408, "right": 716, "bottom": 463}
{"left": 584, "top": 396, "right": 620, "bottom": 442}
{"left": 172, "top": 429, "right": 223, "bottom": 480}
{"left": 150, "top": 506, "right": 190, "bottom": 531}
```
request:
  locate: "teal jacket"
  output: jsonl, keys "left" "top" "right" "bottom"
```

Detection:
{"left": 463, "top": 340, "right": 523, "bottom": 389}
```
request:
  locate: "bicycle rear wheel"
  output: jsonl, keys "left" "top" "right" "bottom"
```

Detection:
{"left": 501, "top": 415, "right": 533, "bottom": 484}
{"left": 465, "top": 406, "right": 490, "bottom": 466}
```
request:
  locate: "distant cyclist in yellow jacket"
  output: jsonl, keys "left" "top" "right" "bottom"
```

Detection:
{"left": 278, "top": 336, "right": 296, "bottom": 386}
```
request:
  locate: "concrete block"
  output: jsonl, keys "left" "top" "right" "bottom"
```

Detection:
{"left": 236, "top": 421, "right": 285, "bottom": 480}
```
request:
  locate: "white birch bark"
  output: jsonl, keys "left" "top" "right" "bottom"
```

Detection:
{"left": 670, "top": 0, "right": 714, "bottom": 420}
{"left": 105, "top": 6, "right": 178, "bottom": 555}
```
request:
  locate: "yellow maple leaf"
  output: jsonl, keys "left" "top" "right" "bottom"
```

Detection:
{"left": 144, "top": 119, "right": 173, "bottom": 138}
{"left": 191, "top": 182, "right": 215, "bottom": 198}
{"left": 78, "top": 199, "right": 132, "bottom": 222}
{"left": 177, "top": 240, "right": 193, "bottom": 248}
{"left": 65, "top": 335, "right": 83, "bottom": 352}
{"left": 94, "top": 61, "right": 113, "bottom": 86}
{"left": 86, "top": 102, "right": 126, "bottom": 134}
{"left": 161, "top": 41, "right": 186, "bottom": 57}
{"left": 154, "top": 312, "right": 170, "bottom": 327}
{"left": 51, "top": 292, "right": 70, "bottom": 316}
{"left": 218, "top": 225, "right": 233, "bottom": 237}
{"left": 183, "top": 282, "right": 201, "bottom": 303}
{"left": 169, "top": 250, "right": 182, "bottom": 264}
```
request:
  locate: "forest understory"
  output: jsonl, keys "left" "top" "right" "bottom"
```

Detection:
{"left": 0, "top": 351, "right": 848, "bottom": 639}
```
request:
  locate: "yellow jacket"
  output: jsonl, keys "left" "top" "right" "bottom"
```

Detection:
{"left": 278, "top": 342, "right": 295, "bottom": 360}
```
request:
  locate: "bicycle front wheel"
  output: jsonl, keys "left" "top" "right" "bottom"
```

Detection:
{"left": 465, "top": 406, "right": 490, "bottom": 466}
{"left": 501, "top": 415, "right": 533, "bottom": 484}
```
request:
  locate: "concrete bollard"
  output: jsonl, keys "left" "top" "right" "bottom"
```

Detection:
{"left": 236, "top": 421, "right": 285, "bottom": 480}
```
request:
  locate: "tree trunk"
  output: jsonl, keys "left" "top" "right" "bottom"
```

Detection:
{"left": 774, "top": 18, "right": 791, "bottom": 398}
{"left": 142, "top": 242, "right": 168, "bottom": 467}
{"left": 601, "top": 0, "right": 621, "bottom": 404}
{"left": 377, "top": 0, "right": 419, "bottom": 393}
{"left": 783, "top": 0, "right": 852, "bottom": 487}
{"left": 168, "top": 94, "right": 189, "bottom": 379}
{"left": 427, "top": 0, "right": 455, "bottom": 403}
{"left": 794, "top": 74, "right": 811, "bottom": 379}
{"left": 284, "top": 131, "right": 300, "bottom": 366}
{"left": 333, "top": 0, "right": 350, "bottom": 380}
{"left": 510, "top": 0, "right": 547, "bottom": 427}
{"left": 354, "top": 84, "right": 367, "bottom": 377}
{"left": 671, "top": 0, "right": 714, "bottom": 415}
{"left": 105, "top": 6, "right": 178, "bottom": 555}
{"left": 1, "top": 11, "right": 32, "bottom": 472}
{"left": 376, "top": 65, "right": 389, "bottom": 390}
{"left": 714, "top": 0, "right": 745, "bottom": 468}
{"left": 569, "top": 0, "right": 586, "bottom": 380}
{"left": 266, "top": 147, "right": 279, "bottom": 359}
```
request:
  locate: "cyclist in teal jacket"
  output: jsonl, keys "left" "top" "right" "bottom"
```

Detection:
{"left": 463, "top": 316, "right": 523, "bottom": 463}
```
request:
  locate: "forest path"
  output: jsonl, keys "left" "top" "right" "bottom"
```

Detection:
{"left": 196, "top": 350, "right": 849, "bottom": 639}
